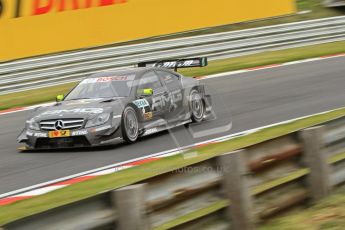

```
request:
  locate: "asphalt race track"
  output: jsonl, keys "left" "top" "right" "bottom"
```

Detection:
{"left": 1, "top": 56, "right": 345, "bottom": 194}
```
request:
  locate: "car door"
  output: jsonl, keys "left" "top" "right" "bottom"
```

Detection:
{"left": 155, "top": 70, "right": 184, "bottom": 123}
{"left": 136, "top": 71, "right": 167, "bottom": 122}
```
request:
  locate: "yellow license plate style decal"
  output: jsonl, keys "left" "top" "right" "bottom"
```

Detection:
{"left": 49, "top": 130, "right": 71, "bottom": 138}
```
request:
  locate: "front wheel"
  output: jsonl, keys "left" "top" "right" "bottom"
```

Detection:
{"left": 121, "top": 106, "right": 139, "bottom": 143}
{"left": 190, "top": 89, "right": 205, "bottom": 123}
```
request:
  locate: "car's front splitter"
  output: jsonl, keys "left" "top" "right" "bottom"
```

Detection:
{"left": 18, "top": 124, "right": 122, "bottom": 150}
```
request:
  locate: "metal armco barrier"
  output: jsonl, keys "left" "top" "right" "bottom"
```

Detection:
{"left": 1, "top": 16, "right": 345, "bottom": 95}
{"left": 3, "top": 114, "right": 345, "bottom": 229}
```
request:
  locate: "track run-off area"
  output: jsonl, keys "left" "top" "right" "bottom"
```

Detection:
{"left": 1, "top": 55, "right": 345, "bottom": 195}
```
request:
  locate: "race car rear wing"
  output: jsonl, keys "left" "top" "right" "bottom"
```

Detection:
{"left": 138, "top": 57, "right": 208, "bottom": 71}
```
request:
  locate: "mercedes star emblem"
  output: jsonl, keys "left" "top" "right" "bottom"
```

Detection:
{"left": 54, "top": 120, "right": 64, "bottom": 130}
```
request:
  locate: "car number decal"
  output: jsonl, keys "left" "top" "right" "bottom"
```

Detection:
{"left": 133, "top": 99, "right": 150, "bottom": 108}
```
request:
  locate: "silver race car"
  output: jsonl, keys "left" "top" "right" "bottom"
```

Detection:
{"left": 17, "top": 58, "right": 212, "bottom": 150}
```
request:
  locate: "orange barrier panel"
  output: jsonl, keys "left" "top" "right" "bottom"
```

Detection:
{"left": 0, "top": 0, "right": 296, "bottom": 61}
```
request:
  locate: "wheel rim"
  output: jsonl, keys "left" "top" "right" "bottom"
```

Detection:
{"left": 191, "top": 92, "right": 204, "bottom": 120}
{"left": 124, "top": 109, "right": 138, "bottom": 140}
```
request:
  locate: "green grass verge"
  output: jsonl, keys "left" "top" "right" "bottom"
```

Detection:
{"left": 0, "top": 83, "right": 77, "bottom": 111}
{"left": 1, "top": 107, "right": 345, "bottom": 225}
{"left": 2, "top": 39, "right": 345, "bottom": 111}
{"left": 179, "top": 40, "right": 345, "bottom": 77}
{"left": 260, "top": 186, "right": 345, "bottom": 230}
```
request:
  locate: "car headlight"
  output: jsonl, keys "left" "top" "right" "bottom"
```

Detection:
{"left": 85, "top": 113, "right": 111, "bottom": 128}
{"left": 26, "top": 118, "right": 40, "bottom": 131}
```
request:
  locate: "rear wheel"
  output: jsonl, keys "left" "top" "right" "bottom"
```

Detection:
{"left": 122, "top": 106, "right": 139, "bottom": 143}
{"left": 190, "top": 89, "right": 205, "bottom": 123}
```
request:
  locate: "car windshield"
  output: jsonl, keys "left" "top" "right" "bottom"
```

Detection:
{"left": 65, "top": 75, "right": 135, "bottom": 100}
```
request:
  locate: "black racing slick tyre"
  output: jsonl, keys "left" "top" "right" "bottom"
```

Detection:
{"left": 190, "top": 89, "right": 205, "bottom": 123}
{"left": 121, "top": 106, "right": 139, "bottom": 143}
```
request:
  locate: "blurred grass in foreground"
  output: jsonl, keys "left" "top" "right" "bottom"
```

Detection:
{"left": 1, "top": 40, "right": 345, "bottom": 110}
{"left": 1, "top": 107, "right": 345, "bottom": 225}
{"left": 260, "top": 186, "right": 345, "bottom": 230}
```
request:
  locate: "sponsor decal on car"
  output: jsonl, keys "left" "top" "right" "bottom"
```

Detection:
{"left": 81, "top": 75, "right": 135, "bottom": 84}
{"left": 26, "top": 131, "right": 34, "bottom": 136}
{"left": 34, "top": 132, "right": 48, "bottom": 138}
{"left": 48, "top": 130, "right": 70, "bottom": 138}
{"left": 144, "top": 128, "right": 158, "bottom": 135}
{"left": 153, "top": 60, "right": 195, "bottom": 68}
{"left": 72, "top": 130, "right": 88, "bottom": 136}
{"left": 152, "top": 89, "right": 182, "bottom": 111}
{"left": 144, "top": 112, "right": 153, "bottom": 120}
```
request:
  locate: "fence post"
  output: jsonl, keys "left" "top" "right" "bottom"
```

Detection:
{"left": 301, "top": 126, "right": 331, "bottom": 201}
{"left": 217, "top": 149, "right": 254, "bottom": 230}
{"left": 113, "top": 184, "right": 148, "bottom": 230}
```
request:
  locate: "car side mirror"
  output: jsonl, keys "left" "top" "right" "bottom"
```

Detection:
{"left": 138, "top": 88, "right": 153, "bottom": 98}
{"left": 56, "top": 94, "right": 64, "bottom": 102}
